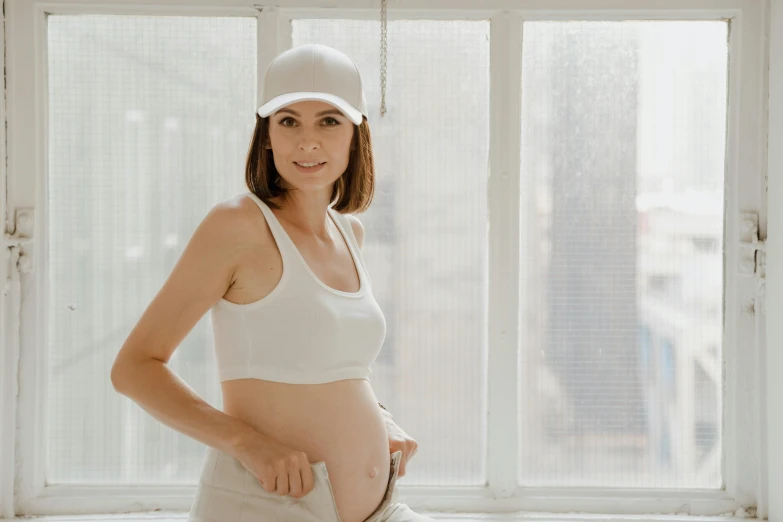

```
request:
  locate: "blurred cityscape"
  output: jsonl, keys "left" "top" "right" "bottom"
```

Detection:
{"left": 518, "top": 21, "right": 725, "bottom": 487}
{"left": 45, "top": 16, "right": 725, "bottom": 490}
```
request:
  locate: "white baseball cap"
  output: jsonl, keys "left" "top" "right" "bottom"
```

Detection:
{"left": 257, "top": 44, "right": 368, "bottom": 125}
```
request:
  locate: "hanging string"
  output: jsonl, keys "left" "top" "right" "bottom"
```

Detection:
{"left": 380, "top": 0, "right": 387, "bottom": 117}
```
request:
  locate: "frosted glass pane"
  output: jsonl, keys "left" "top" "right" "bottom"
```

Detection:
{"left": 47, "top": 15, "right": 256, "bottom": 484}
{"left": 519, "top": 21, "right": 726, "bottom": 488}
{"left": 293, "top": 20, "right": 489, "bottom": 486}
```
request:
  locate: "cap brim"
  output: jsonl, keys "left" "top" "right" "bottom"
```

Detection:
{"left": 257, "top": 92, "right": 363, "bottom": 125}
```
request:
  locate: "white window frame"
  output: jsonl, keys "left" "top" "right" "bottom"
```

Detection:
{"left": 0, "top": 0, "right": 776, "bottom": 520}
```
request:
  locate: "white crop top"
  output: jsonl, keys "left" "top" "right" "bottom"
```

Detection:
{"left": 210, "top": 192, "right": 387, "bottom": 385}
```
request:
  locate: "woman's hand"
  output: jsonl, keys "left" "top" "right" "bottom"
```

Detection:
{"left": 382, "top": 414, "right": 418, "bottom": 478}
{"left": 232, "top": 431, "right": 315, "bottom": 499}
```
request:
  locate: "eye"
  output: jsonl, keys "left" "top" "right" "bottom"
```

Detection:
{"left": 279, "top": 117, "right": 297, "bottom": 127}
{"left": 323, "top": 117, "right": 340, "bottom": 126}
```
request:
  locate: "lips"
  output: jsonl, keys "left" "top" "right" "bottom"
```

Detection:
{"left": 294, "top": 161, "right": 327, "bottom": 173}
{"left": 294, "top": 161, "right": 326, "bottom": 167}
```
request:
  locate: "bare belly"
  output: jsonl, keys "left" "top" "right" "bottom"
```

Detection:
{"left": 221, "top": 378, "right": 391, "bottom": 522}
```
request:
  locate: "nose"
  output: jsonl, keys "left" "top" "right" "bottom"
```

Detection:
{"left": 298, "top": 133, "right": 321, "bottom": 153}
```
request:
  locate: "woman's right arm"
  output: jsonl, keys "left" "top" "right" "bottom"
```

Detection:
{"left": 111, "top": 199, "right": 315, "bottom": 499}
{"left": 110, "top": 201, "right": 259, "bottom": 458}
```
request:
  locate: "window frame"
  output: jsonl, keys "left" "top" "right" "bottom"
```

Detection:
{"left": 0, "top": 0, "right": 772, "bottom": 518}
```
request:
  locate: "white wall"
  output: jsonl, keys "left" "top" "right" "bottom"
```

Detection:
{"left": 766, "top": 0, "right": 783, "bottom": 521}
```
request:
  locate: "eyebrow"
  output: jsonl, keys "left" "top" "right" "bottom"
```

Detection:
{"left": 274, "top": 108, "right": 344, "bottom": 118}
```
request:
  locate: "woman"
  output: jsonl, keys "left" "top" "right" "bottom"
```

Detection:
{"left": 110, "top": 44, "right": 434, "bottom": 522}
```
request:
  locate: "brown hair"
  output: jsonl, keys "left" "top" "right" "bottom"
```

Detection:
{"left": 245, "top": 114, "right": 375, "bottom": 214}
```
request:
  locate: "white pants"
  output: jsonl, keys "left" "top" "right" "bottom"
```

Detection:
{"left": 188, "top": 448, "right": 435, "bottom": 521}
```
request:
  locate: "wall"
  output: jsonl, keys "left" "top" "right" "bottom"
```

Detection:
{"left": 766, "top": 0, "right": 783, "bottom": 520}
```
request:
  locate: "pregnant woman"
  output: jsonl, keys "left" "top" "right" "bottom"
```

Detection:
{"left": 111, "top": 44, "right": 435, "bottom": 522}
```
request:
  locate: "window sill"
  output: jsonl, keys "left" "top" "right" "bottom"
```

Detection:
{"left": 0, "top": 512, "right": 754, "bottom": 522}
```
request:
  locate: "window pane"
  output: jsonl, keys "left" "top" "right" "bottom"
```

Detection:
{"left": 293, "top": 20, "right": 489, "bottom": 485}
{"left": 519, "top": 21, "right": 726, "bottom": 488}
{"left": 47, "top": 15, "right": 256, "bottom": 484}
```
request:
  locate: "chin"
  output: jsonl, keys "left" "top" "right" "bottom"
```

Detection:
{"left": 284, "top": 175, "right": 341, "bottom": 190}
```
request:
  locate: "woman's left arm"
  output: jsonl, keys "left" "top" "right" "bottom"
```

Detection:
{"left": 382, "top": 412, "right": 419, "bottom": 477}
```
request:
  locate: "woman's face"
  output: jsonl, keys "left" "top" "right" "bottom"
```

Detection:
{"left": 266, "top": 100, "right": 355, "bottom": 193}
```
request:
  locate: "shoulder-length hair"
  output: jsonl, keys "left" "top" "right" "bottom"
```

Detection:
{"left": 245, "top": 114, "right": 375, "bottom": 214}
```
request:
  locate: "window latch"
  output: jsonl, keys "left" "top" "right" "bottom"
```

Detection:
{"left": 738, "top": 212, "right": 766, "bottom": 312}
{"left": 3, "top": 207, "right": 35, "bottom": 292}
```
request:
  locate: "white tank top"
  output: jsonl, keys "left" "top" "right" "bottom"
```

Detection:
{"left": 210, "top": 192, "right": 387, "bottom": 384}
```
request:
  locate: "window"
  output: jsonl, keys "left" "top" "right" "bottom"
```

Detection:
{"left": 518, "top": 19, "right": 728, "bottom": 489}
{"left": 46, "top": 14, "right": 255, "bottom": 484}
{"left": 2, "top": 0, "right": 773, "bottom": 519}
{"left": 292, "top": 18, "right": 490, "bottom": 487}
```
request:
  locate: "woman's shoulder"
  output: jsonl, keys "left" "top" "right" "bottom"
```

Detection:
{"left": 206, "top": 193, "right": 265, "bottom": 229}
{"left": 201, "top": 193, "right": 275, "bottom": 257}
{"left": 342, "top": 213, "right": 365, "bottom": 249}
